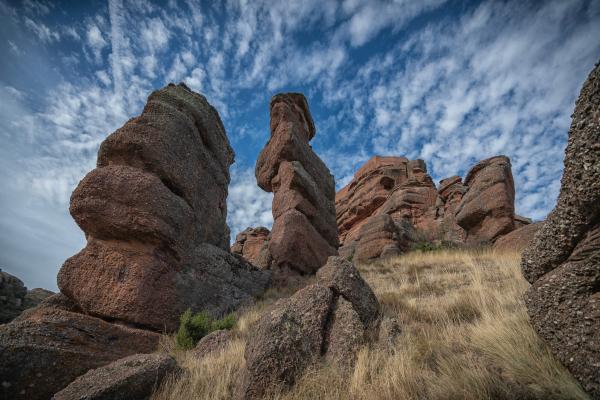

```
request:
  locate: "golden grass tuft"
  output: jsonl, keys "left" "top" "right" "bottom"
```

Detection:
{"left": 152, "top": 248, "right": 589, "bottom": 400}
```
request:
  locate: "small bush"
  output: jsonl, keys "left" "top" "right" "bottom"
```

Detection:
{"left": 411, "top": 241, "right": 439, "bottom": 252}
{"left": 176, "top": 309, "right": 236, "bottom": 350}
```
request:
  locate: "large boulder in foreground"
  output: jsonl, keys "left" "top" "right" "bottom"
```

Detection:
{"left": 255, "top": 93, "right": 338, "bottom": 282}
{"left": 53, "top": 353, "right": 179, "bottom": 400}
{"left": 521, "top": 62, "right": 600, "bottom": 398}
{"left": 57, "top": 83, "right": 269, "bottom": 331}
{"left": 235, "top": 257, "right": 380, "bottom": 399}
{"left": 455, "top": 155, "right": 515, "bottom": 243}
{"left": 0, "top": 295, "right": 159, "bottom": 400}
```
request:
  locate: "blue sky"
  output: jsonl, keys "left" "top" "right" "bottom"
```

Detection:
{"left": 0, "top": 0, "right": 598, "bottom": 291}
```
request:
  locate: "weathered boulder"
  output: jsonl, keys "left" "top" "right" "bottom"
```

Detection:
{"left": 455, "top": 156, "right": 515, "bottom": 243}
{"left": 0, "top": 294, "right": 160, "bottom": 400}
{"left": 192, "top": 330, "right": 232, "bottom": 358}
{"left": 231, "top": 227, "right": 271, "bottom": 268}
{"left": 493, "top": 222, "right": 543, "bottom": 252}
{"left": 255, "top": 93, "right": 338, "bottom": 281}
{"left": 52, "top": 353, "right": 179, "bottom": 400}
{"left": 235, "top": 257, "right": 380, "bottom": 399}
{"left": 521, "top": 62, "right": 600, "bottom": 398}
{"left": 57, "top": 83, "right": 269, "bottom": 331}
{"left": 0, "top": 269, "right": 27, "bottom": 323}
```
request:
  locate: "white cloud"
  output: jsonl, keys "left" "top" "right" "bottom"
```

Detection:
{"left": 24, "top": 17, "right": 60, "bottom": 43}
{"left": 140, "top": 17, "right": 170, "bottom": 53}
{"left": 86, "top": 23, "right": 107, "bottom": 61}
{"left": 340, "top": 0, "right": 448, "bottom": 47}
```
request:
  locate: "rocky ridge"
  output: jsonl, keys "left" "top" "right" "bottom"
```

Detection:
{"left": 334, "top": 154, "right": 527, "bottom": 262}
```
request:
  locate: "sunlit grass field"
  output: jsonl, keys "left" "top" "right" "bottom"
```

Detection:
{"left": 152, "top": 249, "right": 589, "bottom": 400}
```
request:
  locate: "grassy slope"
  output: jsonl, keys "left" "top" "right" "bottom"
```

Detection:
{"left": 151, "top": 249, "right": 589, "bottom": 400}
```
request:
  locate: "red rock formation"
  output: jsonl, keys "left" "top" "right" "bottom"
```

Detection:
{"left": 455, "top": 155, "right": 515, "bottom": 243}
{"left": 57, "top": 83, "right": 269, "bottom": 332}
{"left": 336, "top": 156, "right": 409, "bottom": 244}
{"left": 336, "top": 154, "right": 524, "bottom": 260}
{"left": 231, "top": 227, "right": 271, "bottom": 268}
{"left": 493, "top": 222, "right": 543, "bottom": 252}
{"left": 255, "top": 93, "right": 338, "bottom": 281}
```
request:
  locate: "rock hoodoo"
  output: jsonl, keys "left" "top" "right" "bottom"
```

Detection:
{"left": 336, "top": 154, "right": 524, "bottom": 261}
{"left": 521, "top": 62, "right": 599, "bottom": 398}
{"left": 255, "top": 93, "right": 338, "bottom": 281}
{"left": 235, "top": 256, "right": 380, "bottom": 399}
{"left": 57, "top": 83, "right": 269, "bottom": 331}
{"left": 1, "top": 83, "right": 270, "bottom": 399}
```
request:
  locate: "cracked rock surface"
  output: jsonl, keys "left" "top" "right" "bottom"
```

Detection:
{"left": 521, "top": 62, "right": 600, "bottom": 398}
{"left": 235, "top": 256, "right": 380, "bottom": 400}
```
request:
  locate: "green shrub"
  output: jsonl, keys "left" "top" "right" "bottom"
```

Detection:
{"left": 175, "top": 309, "right": 236, "bottom": 350}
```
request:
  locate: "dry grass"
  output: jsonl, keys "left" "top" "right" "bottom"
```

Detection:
{"left": 152, "top": 248, "right": 589, "bottom": 400}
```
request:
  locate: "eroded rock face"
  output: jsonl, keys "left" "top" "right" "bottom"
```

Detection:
{"left": 521, "top": 62, "right": 600, "bottom": 398}
{"left": 336, "top": 154, "right": 523, "bottom": 260}
{"left": 57, "top": 83, "right": 269, "bottom": 331}
{"left": 456, "top": 156, "right": 515, "bottom": 243}
{"left": 493, "top": 222, "right": 543, "bottom": 252}
{"left": 255, "top": 93, "right": 338, "bottom": 281}
{"left": 53, "top": 353, "right": 179, "bottom": 400}
{"left": 231, "top": 227, "right": 271, "bottom": 268}
{"left": 0, "top": 295, "right": 160, "bottom": 400}
{"left": 235, "top": 257, "right": 380, "bottom": 399}
{"left": 336, "top": 156, "right": 409, "bottom": 244}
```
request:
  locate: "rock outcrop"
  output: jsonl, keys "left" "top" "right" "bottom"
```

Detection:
{"left": 255, "top": 93, "right": 338, "bottom": 282}
{"left": 57, "top": 83, "right": 269, "bottom": 331}
{"left": 336, "top": 154, "right": 524, "bottom": 260}
{"left": 493, "top": 222, "right": 543, "bottom": 252}
{"left": 0, "top": 294, "right": 160, "bottom": 400}
{"left": 235, "top": 257, "right": 380, "bottom": 399}
{"left": 521, "top": 62, "right": 600, "bottom": 398}
{"left": 53, "top": 353, "right": 179, "bottom": 400}
{"left": 0, "top": 269, "right": 53, "bottom": 323}
{"left": 231, "top": 227, "right": 271, "bottom": 268}
{"left": 455, "top": 155, "right": 516, "bottom": 243}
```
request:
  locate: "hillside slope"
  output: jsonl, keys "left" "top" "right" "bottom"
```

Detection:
{"left": 152, "top": 249, "right": 588, "bottom": 400}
